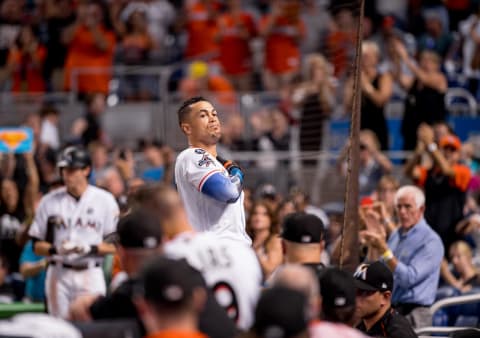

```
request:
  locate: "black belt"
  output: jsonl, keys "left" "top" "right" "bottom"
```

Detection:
{"left": 50, "top": 262, "right": 101, "bottom": 270}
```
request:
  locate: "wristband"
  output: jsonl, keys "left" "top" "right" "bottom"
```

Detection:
{"left": 90, "top": 245, "right": 99, "bottom": 255}
{"left": 382, "top": 249, "right": 394, "bottom": 262}
{"left": 48, "top": 246, "right": 57, "bottom": 256}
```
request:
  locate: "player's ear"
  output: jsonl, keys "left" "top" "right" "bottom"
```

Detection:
{"left": 180, "top": 122, "right": 191, "bottom": 135}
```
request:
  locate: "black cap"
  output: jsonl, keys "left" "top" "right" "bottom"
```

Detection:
{"left": 281, "top": 212, "right": 325, "bottom": 244}
{"left": 117, "top": 209, "right": 162, "bottom": 249}
{"left": 253, "top": 286, "right": 308, "bottom": 338}
{"left": 141, "top": 257, "right": 204, "bottom": 308}
{"left": 57, "top": 146, "right": 91, "bottom": 169}
{"left": 353, "top": 261, "right": 393, "bottom": 292}
{"left": 320, "top": 268, "right": 356, "bottom": 309}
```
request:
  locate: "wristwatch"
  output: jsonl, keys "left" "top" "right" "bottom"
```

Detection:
{"left": 427, "top": 143, "right": 438, "bottom": 153}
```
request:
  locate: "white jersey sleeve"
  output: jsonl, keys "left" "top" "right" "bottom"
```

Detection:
{"left": 164, "top": 232, "right": 262, "bottom": 330}
{"left": 28, "top": 196, "right": 50, "bottom": 240}
{"left": 178, "top": 148, "right": 224, "bottom": 191}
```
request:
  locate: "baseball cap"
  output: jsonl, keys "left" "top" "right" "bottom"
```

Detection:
{"left": 117, "top": 209, "right": 162, "bottom": 249}
{"left": 141, "top": 257, "right": 204, "bottom": 308}
{"left": 439, "top": 135, "right": 461, "bottom": 151}
{"left": 353, "top": 261, "right": 393, "bottom": 292}
{"left": 253, "top": 286, "right": 308, "bottom": 338}
{"left": 320, "top": 268, "right": 356, "bottom": 308}
{"left": 281, "top": 212, "right": 325, "bottom": 244}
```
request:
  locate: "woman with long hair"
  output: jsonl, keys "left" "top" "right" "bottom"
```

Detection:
{"left": 247, "top": 201, "right": 283, "bottom": 279}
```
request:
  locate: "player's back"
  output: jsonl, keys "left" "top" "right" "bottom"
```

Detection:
{"left": 174, "top": 148, "right": 251, "bottom": 245}
{"left": 164, "top": 231, "right": 262, "bottom": 330}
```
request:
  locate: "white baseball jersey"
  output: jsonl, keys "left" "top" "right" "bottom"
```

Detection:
{"left": 28, "top": 185, "right": 119, "bottom": 319}
{"left": 174, "top": 148, "right": 251, "bottom": 245}
{"left": 29, "top": 185, "right": 119, "bottom": 265}
{"left": 164, "top": 231, "right": 262, "bottom": 330}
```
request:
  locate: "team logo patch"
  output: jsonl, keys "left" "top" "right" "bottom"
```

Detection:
{"left": 194, "top": 149, "right": 206, "bottom": 154}
{"left": 198, "top": 154, "right": 214, "bottom": 167}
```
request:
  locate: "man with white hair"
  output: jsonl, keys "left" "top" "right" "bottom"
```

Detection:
{"left": 361, "top": 185, "right": 444, "bottom": 328}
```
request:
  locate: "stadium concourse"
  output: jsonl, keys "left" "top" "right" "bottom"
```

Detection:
{"left": 0, "top": 0, "right": 480, "bottom": 337}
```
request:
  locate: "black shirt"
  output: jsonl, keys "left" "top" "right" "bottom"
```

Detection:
{"left": 356, "top": 307, "right": 417, "bottom": 338}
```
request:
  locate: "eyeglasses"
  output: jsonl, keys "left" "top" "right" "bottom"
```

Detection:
{"left": 356, "top": 289, "right": 378, "bottom": 297}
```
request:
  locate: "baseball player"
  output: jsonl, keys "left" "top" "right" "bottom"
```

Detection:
{"left": 174, "top": 96, "right": 251, "bottom": 245}
{"left": 28, "top": 146, "right": 119, "bottom": 319}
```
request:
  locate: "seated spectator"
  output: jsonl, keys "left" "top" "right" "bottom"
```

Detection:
{"left": 441, "top": 241, "right": 480, "bottom": 292}
{"left": 62, "top": 1, "right": 116, "bottom": 95}
{"left": 6, "top": 25, "right": 46, "bottom": 93}
{"left": 87, "top": 142, "right": 109, "bottom": 185}
{"left": 456, "top": 213, "right": 480, "bottom": 268}
{"left": 354, "top": 261, "right": 417, "bottom": 338}
{"left": 19, "top": 239, "right": 47, "bottom": 303}
{"left": 259, "top": 0, "right": 305, "bottom": 90}
{"left": 72, "top": 92, "right": 108, "bottom": 147}
{"left": 345, "top": 41, "right": 393, "bottom": 150}
{"left": 96, "top": 166, "right": 127, "bottom": 213}
{"left": 360, "top": 185, "right": 444, "bottom": 328}
{"left": 394, "top": 40, "right": 447, "bottom": 151}
{"left": 374, "top": 175, "right": 400, "bottom": 228}
{"left": 117, "top": 5, "right": 157, "bottom": 101}
{"left": 247, "top": 201, "right": 282, "bottom": 279}
{"left": 405, "top": 125, "right": 471, "bottom": 251}
{"left": 215, "top": 0, "right": 257, "bottom": 91}
{"left": 139, "top": 140, "right": 170, "bottom": 183}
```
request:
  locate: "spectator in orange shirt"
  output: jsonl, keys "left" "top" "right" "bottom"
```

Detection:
{"left": 260, "top": 0, "right": 305, "bottom": 90}
{"left": 183, "top": 0, "right": 220, "bottom": 59}
{"left": 62, "top": 1, "right": 116, "bottom": 96}
{"left": 215, "top": 0, "right": 257, "bottom": 91}
{"left": 324, "top": 7, "right": 356, "bottom": 79}
{"left": 405, "top": 124, "right": 471, "bottom": 251}
{"left": 178, "top": 61, "right": 236, "bottom": 108}
{"left": 6, "top": 25, "right": 46, "bottom": 93}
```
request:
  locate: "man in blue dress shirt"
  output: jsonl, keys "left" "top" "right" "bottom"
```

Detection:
{"left": 361, "top": 185, "right": 444, "bottom": 328}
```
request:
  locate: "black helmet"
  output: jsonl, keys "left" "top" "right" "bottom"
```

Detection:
{"left": 57, "top": 146, "right": 91, "bottom": 169}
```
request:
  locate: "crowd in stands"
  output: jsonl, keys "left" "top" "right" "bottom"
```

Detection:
{"left": 1, "top": 0, "right": 480, "bottom": 337}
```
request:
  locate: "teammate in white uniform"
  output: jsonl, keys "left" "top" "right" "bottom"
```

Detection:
{"left": 133, "top": 183, "right": 263, "bottom": 330}
{"left": 28, "top": 146, "right": 119, "bottom": 319}
{"left": 174, "top": 97, "right": 251, "bottom": 245}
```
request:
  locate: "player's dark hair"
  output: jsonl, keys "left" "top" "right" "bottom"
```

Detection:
{"left": 177, "top": 96, "right": 210, "bottom": 125}
{"left": 322, "top": 305, "right": 356, "bottom": 326}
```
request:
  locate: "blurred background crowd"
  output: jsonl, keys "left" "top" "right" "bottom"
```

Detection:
{"left": 1, "top": 0, "right": 480, "bottom": 335}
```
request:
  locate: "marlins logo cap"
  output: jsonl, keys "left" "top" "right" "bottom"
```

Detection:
{"left": 353, "top": 261, "right": 393, "bottom": 292}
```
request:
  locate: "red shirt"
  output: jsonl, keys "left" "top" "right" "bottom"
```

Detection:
{"left": 8, "top": 45, "right": 46, "bottom": 93}
{"left": 260, "top": 15, "right": 305, "bottom": 74}
{"left": 217, "top": 12, "right": 256, "bottom": 75}
{"left": 184, "top": 2, "right": 220, "bottom": 58}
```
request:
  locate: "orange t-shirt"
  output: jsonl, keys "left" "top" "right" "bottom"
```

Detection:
{"left": 217, "top": 12, "right": 256, "bottom": 75}
{"left": 208, "top": 75, "right": 236, "bottom": 104}
{"left": 8, "top": 46, "right": 46, "bottom": 93}
{"left": 121, "top": 33, "right": 151, "bottom": 65}
{"left": 63, "top": 25, "right": 116, "bottom": 94}
{"left": 260, "top": 15, "right": 305, "bottom": 74}
{"left": 325, "top": 30, "right": 356, "bottom": 77}
{"left": 146, "top": 330, "right": 207, "bottom": 338}
{"left": 184, "top": 2, "right": 219, "bottom": 58}
{"left": 416, "top": 164, "right": 472, "bottom": 192}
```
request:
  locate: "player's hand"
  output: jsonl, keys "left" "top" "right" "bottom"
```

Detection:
{"left": 58, "top": 241, "right": 78, "bottom": 256}
{"left": 217, "top": 156, "right": 243, "bottom": 176}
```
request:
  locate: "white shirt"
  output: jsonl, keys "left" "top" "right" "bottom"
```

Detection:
{"left": 174, "top": 147, "right": 251, "bottom": 245}
{"left": 164, "top": 231, "right": 262, "bottom": 330}
{"left": 28, "top": 185, "right": 119, "bottom": 265}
